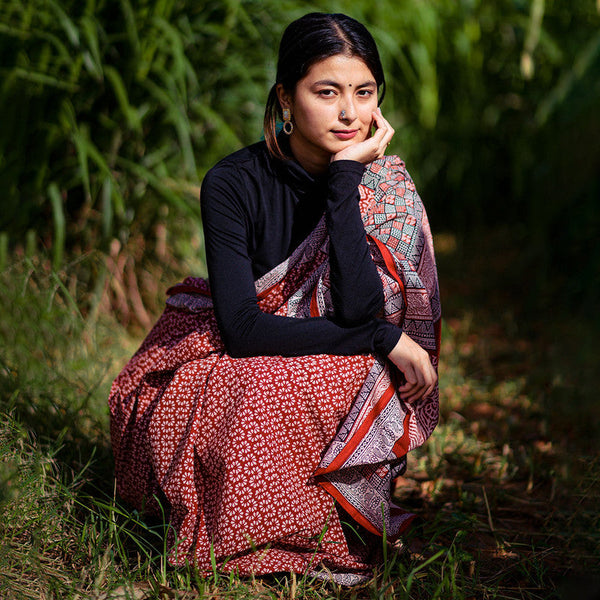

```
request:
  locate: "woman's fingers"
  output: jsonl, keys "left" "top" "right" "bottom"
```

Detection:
{"left": 332, "top": 109, "right": 395, "bottom": 164}
{"left": 332, "top": 139, "right": 377, "bottom": 163}
{"left": 399, "top": 370, "right": 430, "bottom": 403}
{"left": 422, "top": 361, "right": 438, "bottom": 400}
{"left": 388, "top": 332, "right": 437, "bottom": 403}
{"left": 371, "top": 109, "right": 395, "bottom": 157}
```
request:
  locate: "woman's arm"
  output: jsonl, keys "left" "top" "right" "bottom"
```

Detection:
{"left": 326, "top": 108, "right": 397, "bottom": 325}
{"left": 326, "top": 160, "right": 384, "bottom": 325}
{"left": 201, "top": 160, "right": 435, "bottom": 403}
{"left": 201, "top": 164, "right": 400, "bottom": 359}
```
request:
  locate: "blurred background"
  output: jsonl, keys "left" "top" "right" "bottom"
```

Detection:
{"left": 1, "top": 0, "right": 599, "bottom": 318}
{"left": 0, "top": 1, "right": 599, "bottom": 597}
{"left": 1, "top": 0, "right": 599, "bottom": 314}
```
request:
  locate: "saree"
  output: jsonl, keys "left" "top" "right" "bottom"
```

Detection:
{"left": 109, "top": 156, "right": 441, "bottom": 583}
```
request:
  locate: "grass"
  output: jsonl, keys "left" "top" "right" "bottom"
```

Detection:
{"left": 1, "top": 230, "right": 599, "bottom": 599}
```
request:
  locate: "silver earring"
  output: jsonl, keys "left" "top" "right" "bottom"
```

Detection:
{"left": 282, "top": 108, "right": 293, "bottom": 135}
{"left": 340, "top": 110, "right": 346, "bottom": 119}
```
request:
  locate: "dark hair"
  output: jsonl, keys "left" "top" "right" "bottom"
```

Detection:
{"left": 264, "top": 13, "right": 386, "bottom": 160}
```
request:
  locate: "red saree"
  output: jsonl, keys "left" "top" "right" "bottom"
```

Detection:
{"left": 109, "top": 156, "right": 441, "bottom": 583}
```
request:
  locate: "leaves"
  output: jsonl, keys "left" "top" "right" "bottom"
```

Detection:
{"left": 0, "top": 0, "right": 290, "bottom": 260}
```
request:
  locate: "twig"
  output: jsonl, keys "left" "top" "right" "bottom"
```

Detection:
{"left": 482, "top": 485, "right": 495, "bottom": 533}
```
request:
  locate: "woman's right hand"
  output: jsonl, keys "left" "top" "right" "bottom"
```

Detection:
{"left": 331, "top": 108, "right": 394, "bottom": 165}
{"left": 388, "top": 333, "right": 437, "bottom": 403}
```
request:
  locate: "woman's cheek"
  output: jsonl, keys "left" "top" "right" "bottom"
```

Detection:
{"left": 357, "top": 129, "right": 370, "bottom": 143}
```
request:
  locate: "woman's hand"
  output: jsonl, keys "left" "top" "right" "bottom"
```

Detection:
{"left": 331, "top": 108, "right": 395, "bottom": 164}
{"left": 388, "top": 333, "right": 437, "bottom": 403}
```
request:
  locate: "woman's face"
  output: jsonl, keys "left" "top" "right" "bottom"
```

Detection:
{"left": 278, "top": 54, "right": 379, "bottom": 173}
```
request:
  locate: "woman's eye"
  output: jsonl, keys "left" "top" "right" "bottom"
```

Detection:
{"left": 318, "top": 89, "right": 336, "bottom": 97}
{"left": 357, "top": 89, "right": 374, "bottom": 97}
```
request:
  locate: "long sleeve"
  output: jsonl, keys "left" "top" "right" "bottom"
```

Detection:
{"left": 200, "top": 152, "right": 401, "bottom": 359}
{"left": 326, "top": 160, "right": 385, "bottom": 325}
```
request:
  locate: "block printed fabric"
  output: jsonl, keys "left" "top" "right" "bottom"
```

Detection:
{"left": 108, "top": 156, "right": 441, "bottom": 583}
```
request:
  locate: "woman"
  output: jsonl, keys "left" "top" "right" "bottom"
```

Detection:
{"left": 109, "top": 12, "right": 441, "bottom": 584}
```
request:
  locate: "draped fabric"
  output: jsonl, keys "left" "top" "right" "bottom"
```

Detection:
{"left": 108, "top": 156, "right": 441, "bottom": 583}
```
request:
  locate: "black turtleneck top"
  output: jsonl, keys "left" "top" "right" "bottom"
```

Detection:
{"left": 200, "top": 139, "right": 402, "bottom": 358}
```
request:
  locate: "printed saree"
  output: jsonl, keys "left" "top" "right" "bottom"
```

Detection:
{"left": 108, "top": 156, "right": 441, "bottom": 583}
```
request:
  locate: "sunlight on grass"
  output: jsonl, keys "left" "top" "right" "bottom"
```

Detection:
{"left": 1, "top": 247, "right": 599, "bottom": 598}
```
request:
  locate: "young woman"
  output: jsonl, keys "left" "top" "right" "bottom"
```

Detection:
{"left": 109, "top": 12, "right": 441, "bottom": 585}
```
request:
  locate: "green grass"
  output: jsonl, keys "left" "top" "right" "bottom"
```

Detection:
{"left": 1, "top": 231, "right": 599, "bottom": 599}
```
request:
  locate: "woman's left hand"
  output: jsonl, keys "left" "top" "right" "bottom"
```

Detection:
{"left": 331, "top": 108, "right": 395, "bottom": 164}
{"left": 387, "top": 332, "right": 437, "bottom": 404}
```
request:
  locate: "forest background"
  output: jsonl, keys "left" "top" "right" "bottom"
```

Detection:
{"left": 1, "top": 0, "right": 599, "bottom": 598}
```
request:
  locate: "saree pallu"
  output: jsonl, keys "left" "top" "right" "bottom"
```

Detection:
{"left": 109, "top": 156, "right": 441, "bottom": 583}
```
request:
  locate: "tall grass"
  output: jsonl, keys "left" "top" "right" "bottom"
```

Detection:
{"left": 1, "top": 1, "right": 599, "bottom": 310}
{"left": 0, "top": 0, "right": 292, "bottom": 263}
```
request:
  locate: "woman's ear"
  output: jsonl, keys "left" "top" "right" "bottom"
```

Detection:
{"left": 276, "top": 84, "right": 292, "bottom": 111}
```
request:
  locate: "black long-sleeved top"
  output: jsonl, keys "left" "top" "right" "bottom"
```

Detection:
{"left": 200, "top": 138, "right": 402, "bottom": 358}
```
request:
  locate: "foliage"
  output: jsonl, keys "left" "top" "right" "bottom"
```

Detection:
{"left": 0, "top": 0, "right": 297, "bottom": 267}
{"left": 1, "top": 1, "right": 599, "bottom": 310}
{"left": 348, "top": 0, "right": 600, "bottom": 311}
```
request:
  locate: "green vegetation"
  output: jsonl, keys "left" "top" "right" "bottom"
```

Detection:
{"left": 2, "top": 0, "right": 599, "bottom": 298}
{"left": 1, "top": 0, "right": 599, "bottom": 598}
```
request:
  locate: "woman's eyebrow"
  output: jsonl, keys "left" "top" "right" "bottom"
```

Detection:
{"left": 312, "top": 79, "right": 376, "bottom": 89}
{"left": 312, "top": 79, "right": 343, "bottom": 88}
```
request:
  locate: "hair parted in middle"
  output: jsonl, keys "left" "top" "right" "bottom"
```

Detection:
{"left": 263, "top": 12, "right": 386, "bottom": 160}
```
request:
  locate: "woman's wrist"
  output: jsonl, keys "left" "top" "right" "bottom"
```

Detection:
{"left": 374, "top": 320, "right": 402, "bottom": 356}
{"left": 327, "top": 160, "right": 364, "bottom": 205}
{"left": 328, "top": 159, "right": 365, "bottom": 173}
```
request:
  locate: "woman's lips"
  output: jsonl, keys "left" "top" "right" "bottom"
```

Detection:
{"left": 332, "top": 129, "right": 359, "bottom": 140}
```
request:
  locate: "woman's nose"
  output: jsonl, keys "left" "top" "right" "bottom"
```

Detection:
{"left": 339, "top": 102, "right": 356, "bottom": 121}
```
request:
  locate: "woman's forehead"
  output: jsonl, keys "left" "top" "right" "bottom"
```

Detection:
{"left": 301, "top": 54, "right": 375, "bottom": 85}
